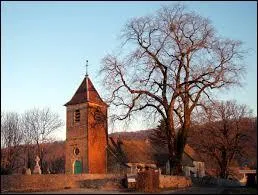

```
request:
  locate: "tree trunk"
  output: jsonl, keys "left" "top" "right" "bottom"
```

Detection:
{"left": 166, "top": 111, "right": 175, "bottom": 175}
{"left": 166, "top": 132, "right": 174, "bottom": 175}
{"left": 172, "top": 139, "right": 184, "bottom": 175}
{"left": 172, "top": 112, "right": 191, "bottom": 175}
{"left": 219, "top": 166, "right": 227, "bottom": 179}
{"left": 220, "top": 150, "right": 228, "bottom": 179}
{"left": 27, "top": 147, "right": 31, "bottom": 169}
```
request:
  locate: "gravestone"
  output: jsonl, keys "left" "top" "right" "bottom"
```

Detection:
{"left": 25, "top": 168, "right": 31, "bottom": 175}
{"left": 33, "top": 156, "right": 42, "bottom": 174}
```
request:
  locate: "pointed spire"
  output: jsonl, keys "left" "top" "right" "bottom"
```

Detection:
{"left": 85, "top": 60, "right": 89, "bottom": 100}
{"left": 64, "top": 60, "right": 107, "bottom": 107}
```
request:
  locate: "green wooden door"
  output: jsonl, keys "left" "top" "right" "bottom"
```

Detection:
{"left": 74, "top": 160, "right": 82, "bottom": 174}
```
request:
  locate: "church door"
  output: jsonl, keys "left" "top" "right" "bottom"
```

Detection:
{"left": 74, "top": 160, "right": 82, "bottom": 174}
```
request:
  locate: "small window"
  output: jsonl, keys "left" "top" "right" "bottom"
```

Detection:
{"left": 74, "top": 147, "right": 80, "bottom": 155}
{"left": 74, "top": 109, "right": 80, "bottom": 123}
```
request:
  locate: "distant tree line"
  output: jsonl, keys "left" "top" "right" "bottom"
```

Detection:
{"left": 1, "top": 107, "right": 64, "bottom": 175}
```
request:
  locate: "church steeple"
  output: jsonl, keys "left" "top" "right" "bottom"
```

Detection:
{"left": 64, "top": 61, "right": 108, "bottom": 174}
{"left": 64, "top": 61, "right": 107, "bottom": 107}
{"left": 85, "top": 60, "right": 89, "bottom": 101}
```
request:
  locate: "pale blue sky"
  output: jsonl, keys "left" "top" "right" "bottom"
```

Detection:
{"left": 1, "top": 1, "right": 257, "bottom": 140}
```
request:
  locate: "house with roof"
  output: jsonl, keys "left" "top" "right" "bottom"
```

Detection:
{"left": 107, "top": 134, "right": 205, "bottom": 177}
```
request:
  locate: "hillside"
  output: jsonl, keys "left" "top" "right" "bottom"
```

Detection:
{"left": 109, "top": 129, "right": 154, "bottom": 140}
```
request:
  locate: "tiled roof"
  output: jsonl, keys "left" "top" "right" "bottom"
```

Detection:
{"left": 184, "top": 144, "right": 203, "bottom": 162}
{"left": 121, "top": 139, "right": 156, "bottom": 164}
{"left": 64, "top": 76, "right": 107, "bottom": 106}
{"left": 108, "top": 136, "right": 201, "bottom": 167}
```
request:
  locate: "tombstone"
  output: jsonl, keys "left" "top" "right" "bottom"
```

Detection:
{"left": 33, "top": 156, "right": 42, "bottom": 174}
{"left": 25, "top": 168, "right": 32, "bottom": 175}
{"left": 46, "top": 168, "right": 51, "bottom": 174}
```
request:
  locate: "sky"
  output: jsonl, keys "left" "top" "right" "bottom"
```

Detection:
{"left": 1, "top": 1, "right": 257, "bottom": 141}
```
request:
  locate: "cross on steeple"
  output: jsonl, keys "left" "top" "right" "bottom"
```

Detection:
{"left": 85, "top": 60, "right": 89, "bottom": 77}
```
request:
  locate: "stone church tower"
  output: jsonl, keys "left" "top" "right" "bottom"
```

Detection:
{"left": 64, "top": 74, "right": 108, "bottom": 174}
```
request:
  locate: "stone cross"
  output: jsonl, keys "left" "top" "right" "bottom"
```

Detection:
{"left": 35, "top": 156, "right": 40, "bottom": 166}
{"left": 33, "top": 155, "right": 42, "bottom": 174}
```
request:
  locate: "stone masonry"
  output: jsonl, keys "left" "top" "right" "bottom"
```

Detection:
{"left": 65, "top": 76, "right": 108, "bottom": 174}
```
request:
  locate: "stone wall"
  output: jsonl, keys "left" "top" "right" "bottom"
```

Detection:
{"left": 1, "top": 174, "right": 121, "bottom": 193}
{"left": 159, "top": 175, "right": 192, "bottom": 189}
{"left": 2, "top": 174, "right": 194, "bottom": 192}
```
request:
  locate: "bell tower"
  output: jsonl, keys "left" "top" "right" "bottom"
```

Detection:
{"left": 64, "top": 65, "right": 108, "bottom": 174}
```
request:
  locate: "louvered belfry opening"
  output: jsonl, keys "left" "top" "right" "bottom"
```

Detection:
{"left": 74, "top": 109, "right": 80, "bottom": 123}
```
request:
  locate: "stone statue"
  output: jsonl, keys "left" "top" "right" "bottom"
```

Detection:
{"left": 33, "top": 155, "right": 42, "bottom": 174}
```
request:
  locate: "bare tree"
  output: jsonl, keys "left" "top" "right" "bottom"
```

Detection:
{"left": 100, "top": 4, "right": 246, "bottom": 174}
{"left": 241, "top": 117, "right": 257, "bottom": 169}
{"left": 22, "top": 107, "right": 64, "bottom": 173}
{"left": 101, "top": 5, "right": 244, "bottom": 174}
{"left": 188, "top": 100, "right": 253, "bottom": 178}
{"left": 1, "top": 111, "right": 24, "bottom": 174}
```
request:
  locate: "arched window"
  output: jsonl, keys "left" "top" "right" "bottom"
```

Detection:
{"left": 74, "top": 147, "right": 80, "bottom": 155}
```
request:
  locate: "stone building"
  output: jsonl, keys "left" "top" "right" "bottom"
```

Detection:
{"left": 64, "top": 75, "right": 108, "bottom": 174}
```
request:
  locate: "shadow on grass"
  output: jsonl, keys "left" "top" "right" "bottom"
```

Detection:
{"left": 220, "top": 187, "right": 257, "bottom": 194}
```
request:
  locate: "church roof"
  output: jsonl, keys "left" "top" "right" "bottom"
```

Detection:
{"left": 64, "top": 76, "right": 107, "bottom": 106}
{"left": 108, "top": 136, "right": 202, "bottom": 167}
{"left": 184, "top": 144, "right": 202, "bottom": 162}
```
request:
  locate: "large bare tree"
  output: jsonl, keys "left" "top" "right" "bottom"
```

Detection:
{"left": 22, "top": 107, "right": 64, "bottom": 173}
{"left": 100, "top": 4, "right": 245, "bottom": 174}
{"left": 1, "top": 111, "right": 24, "bottom": 174}
{"left": 188, "top": 100, "right": 253, "bottom": 178}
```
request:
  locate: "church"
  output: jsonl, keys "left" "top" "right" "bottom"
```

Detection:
{"left": 64, "top": 69, "right": 205, "bottom": 177}
{"left": 64, "top": 72, "right": 108, "bottom": 174}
